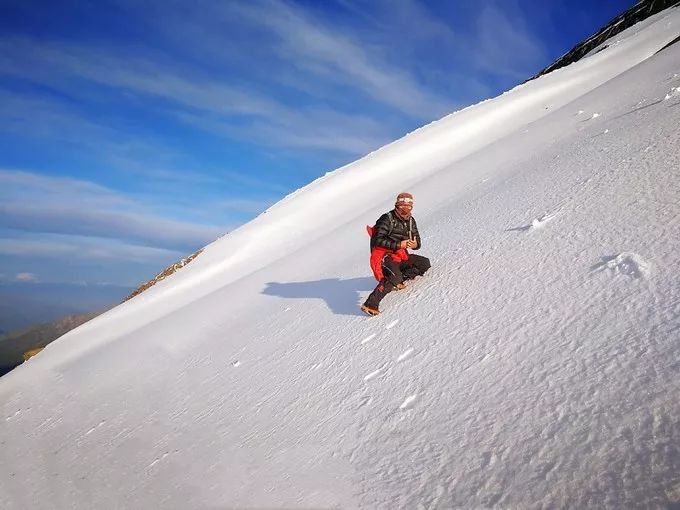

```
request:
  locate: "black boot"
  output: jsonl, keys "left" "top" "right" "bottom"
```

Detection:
{"left": 361, "top": 280, "right": 395, "bottom": 315}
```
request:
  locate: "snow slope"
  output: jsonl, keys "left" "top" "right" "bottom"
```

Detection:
{"left": 2, "top": 8, "right": 680, "bottom": 509}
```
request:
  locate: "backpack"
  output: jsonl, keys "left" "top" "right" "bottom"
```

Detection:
{"left": 366, "top": 211, "right": 396, "bottom": 240}
{"left": 365, "top": 212, "right": 409, "bottom": 281}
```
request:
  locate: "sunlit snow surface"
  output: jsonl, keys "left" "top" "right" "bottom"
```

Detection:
{"left": 2, "top": 9, "right": 680, "bottom": 510}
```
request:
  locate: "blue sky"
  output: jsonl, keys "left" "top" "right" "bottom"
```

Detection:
{"left": 0, "top": 0, "right": 633, "bottom": 288}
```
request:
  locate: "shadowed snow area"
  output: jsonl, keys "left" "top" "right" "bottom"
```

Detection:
{"left": 2, "top": 9, "right": 680, "bottom": 510}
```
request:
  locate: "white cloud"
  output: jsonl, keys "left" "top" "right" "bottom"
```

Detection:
{"left": 0, "top": 37, "right": 396, "bottom": 156}
{"left": 0, "top": 1, "right": 548, "bottom": 159}
{"left": 0, "top": 201, "right": 223, "bottom": 251}
{"left": 15, "top": 272, "right": 38, "bottom": 282}
{"left": 0, "top": 89, "right": 291, "bottom": 198}
{"left": 0, "top": 168, "right": 131, "bottom": 208}
{"left": 0, "top": 169, "right": 225, "bottom": 251}
{"left": 174, "top": 107, "right": 390, "bottom": 156}
{"left": 0, "top": 88, "right": 201, "bottom": 186}
{"left": 225, "top": 1, "right": 453, "bottom": 120}
{"left": 338, "top": 0, "right": 545, "bottom": 85}
{"left": 0, "top": 236, "right": 184, "bottom": 262}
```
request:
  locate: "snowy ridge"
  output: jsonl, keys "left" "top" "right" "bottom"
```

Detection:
{"left": 1, "top": 8, "right": 680, "bottom": 510}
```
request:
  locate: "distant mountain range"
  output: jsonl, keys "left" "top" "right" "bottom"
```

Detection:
{"left": 0, "top": 281, "right": 133, "bottom": 333}
{"left": 0, "top": 282, "right": 132, "bottom": 376}
{"left": 0, "top": 310, "right": 103, "bottom": 377}
{"left": 0, "top": 250, "right": 201, "bottom": 377}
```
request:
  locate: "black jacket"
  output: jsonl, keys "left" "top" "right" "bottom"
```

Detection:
{"left": 371, "top": 210, "right": 421, "bottom": 252}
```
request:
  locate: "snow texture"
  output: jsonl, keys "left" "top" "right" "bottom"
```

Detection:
{"left": 1, "top": 8, "right": 680, "bottom": 510}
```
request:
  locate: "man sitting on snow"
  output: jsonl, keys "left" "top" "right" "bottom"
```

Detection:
{"left": 361, "top": 192, "right": 431, "bottom": 316}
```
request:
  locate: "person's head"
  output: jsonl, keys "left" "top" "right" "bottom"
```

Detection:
{"left": 394, "top": 192, "right": 414, "bottom": 219}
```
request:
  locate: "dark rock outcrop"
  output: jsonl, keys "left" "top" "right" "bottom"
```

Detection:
{"left": 530, "top": 0, "right": 680, "bottom": 80}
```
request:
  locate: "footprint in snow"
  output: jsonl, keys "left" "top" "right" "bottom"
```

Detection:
{"left": 361, "top": 333, "right": 377, "bottom": 345}
{"left": 397, "top": 348, "right": 414, "bottom": 362}
{"left": 399, "top": 394, "right": 418, "bottom": 410}
{"left": 147, "top": 450, "right": 178, "bottom": 469}
{"left": 356, "top": 396, "right": 372, "bottom": 410}
{"left": 480, "top": 451, "right": 496, "bottom": 468}
{"left": 364, "top": 366, "right": 385, "bottom": 382}
{"left": 507, "top": 212, "right": 557, "bottom": 233}
{"left": 85, "top": 421, "right": 106, "bottom": 436}
{"left": 579, "top": 112, "right": 600, "bottom": 122}
{"left": 591, "top": 252, "right": 650, "bottom": 279}
{"left": 5, "top": 410, "right": 21, "bottom": 421}
{"left": 664, "top": 86, "right": 680, "bottom": 101}
{"left": 530, "top": 213, "right": 557, "bottom": 229}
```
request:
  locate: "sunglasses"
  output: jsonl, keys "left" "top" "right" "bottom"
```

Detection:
{"left": 396, "top": 197, "right": 414, "bottom": 205}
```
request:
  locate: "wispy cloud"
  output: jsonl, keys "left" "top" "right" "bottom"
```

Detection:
{"left": 174, "top": 107, "right": 390, "bottom": 155}
{"left": 0, "top": 87, "right": 290, "bottom": 213}
{"left": 0, "top": 36, "right": 395, "bottom": 156}
{"left": 0, "top": 169, "right": 224, "bottom": 251}
{"left": 2, "top": 82, "right": 291, "bottom": 217}
{"left": 0, "top": 235, "right": 184, "bottom": 262}
{"left": 0, "top": 168, "right": 132, "bottom": 208}
{"left": 475, "top": 3, "right": 548, "bottom": 79}
{"left": 0, "top": 1, "right": 545, "bottom": 165}
{"left": 0, "top": 1, "right": 549, "bottom": 165}
{"left": 0, "top": 88, "right": 104, "bottom": 141}
{"left": 0, "top": 202, "right": 223, "bottom": 251}
{"left": 0, "top": 87, "right": 205, "bottom": 185}
{"left": 335, "top": 0, "right": 546, "bottom": 85}
{"left": 222, "top": 0, "right": 455, "bottom": 120}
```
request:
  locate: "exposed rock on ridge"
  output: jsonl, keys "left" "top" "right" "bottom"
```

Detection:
{"left": 124, "top": 249, "right": 203, "bottom": 302}
{"left": 531, "top": 0, "right": 680, "bottom": 80}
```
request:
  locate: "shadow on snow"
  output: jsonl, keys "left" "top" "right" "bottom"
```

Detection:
{"left": 262, "top": 277, "right": 376, "bottom": 317}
